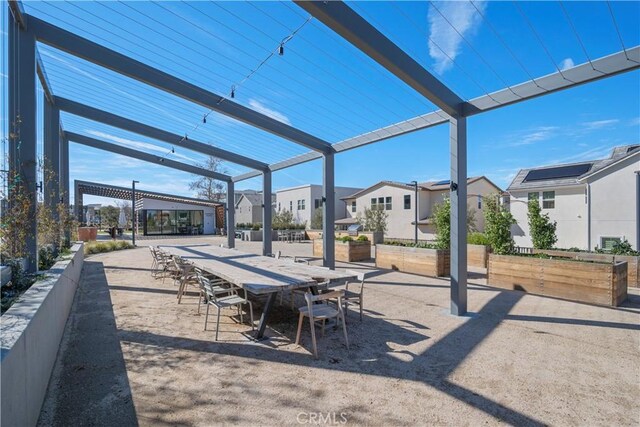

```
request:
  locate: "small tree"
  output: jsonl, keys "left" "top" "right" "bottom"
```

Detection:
{"left": 310, "top": 207, "right": 323, "bottom": 230}
{"left": 527, "top": 200, "right": 557, "bottom": 249}
{"left": 357, "top": 207, "right": 388, "bottom": 233}
{"left": 273, "top": 209, "right": 295, "bottom": 229}
{"left": 431, "top": 198, "right": 479, "bottom": 249}
{"left": 188, "top": 155, "right": 227, "bottom": 202}
{"left": 100, "top": 206, "right": 120, "bottom": 228}
{"left": 483, "top": 195, "right": 516, "bottom": 255}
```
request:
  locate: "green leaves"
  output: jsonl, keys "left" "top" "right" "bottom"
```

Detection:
{"left": 483, "top": 195, "right": 517, "bottom": 255}
{"left": 527, "top": 200, "right": 557, "bottom": 250}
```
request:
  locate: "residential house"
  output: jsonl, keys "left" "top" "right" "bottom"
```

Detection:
{"left": 275, "top": 184, "right": 363, "bottom": 228}
{"left": 235, "top": 193, "right": 264, "bottom": 225}
{"left": 506, "top": 144, "right": 639, "bottom": 250}
{"left": 341, "top": 177, "right": 501, "bottom": 240}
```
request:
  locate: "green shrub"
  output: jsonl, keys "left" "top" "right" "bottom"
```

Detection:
{"left": 382, "top": 240, "right": 439, "bottom": 249}
{"left": 610, "top": 239, "right": 639, "bottom": 256}
{"left": 84, "top": 240, "right": 134, "bottom": 255}
{"left": 252, "top": 223, "right": 261, "bottom": 231}
{"left": 38, "top": 246, "right": 57, "bottom": 270}
{"left": 339, "top": 236, "right": 354, "bottom": 243}
{"left": 483, "top": 195, "right": 516, "bottom": 255}
{"left": 527, "top": 200, "right": 557, "bottom": 249}
{"left": 356, "top": 235, "right": 369, "bottom": 242}
{"left": 467, "top": 232, "right": 489, "bottom": 246}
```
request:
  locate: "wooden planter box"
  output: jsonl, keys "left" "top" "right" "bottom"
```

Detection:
{"left": 533, "top": 249, "right": 639, "bottom": 288}
{"left": 467, "top": 244, "right": 490, "bottom": 269}
{"left": 487, "top": 254, "right": 627, "bottom": 307}
{"left": 375, "top": 244, "right": 450, "bottom": 277}
{"left": 307, "top": 230, "right": 384, "bottom": 245}
{"left": 77, "top": 226, "right": 97, "bottom": 242}
{"left": 313, "top": 239, "right": 372, "bottom": 262}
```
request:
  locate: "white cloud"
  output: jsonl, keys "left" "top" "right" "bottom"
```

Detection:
{"left": 582, "top": 119, "right": 619, "bottom": 130}
{"left": 507, "top": 126, "right": 558, "bottom": 147}
{"left": 560, "top": 58, "right": 574, "bottom": 71}
{"left": 84, "top": 130, "right": 200, "bottom": 163}
{"left": 248, "top": 99, "right": 291, "bottom": 125}
{"left": 628, "top": 117, "right": 640, "bottom": 127}
{"left": 427, "top": 1, "right": 486, "bottom": 74}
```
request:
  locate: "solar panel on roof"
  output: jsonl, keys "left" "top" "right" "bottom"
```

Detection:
{"left": 434, "top": 179, "right": 450, "bottom": 186}
{"left": 523, "top": 163, "right": 592, "bottom": 182}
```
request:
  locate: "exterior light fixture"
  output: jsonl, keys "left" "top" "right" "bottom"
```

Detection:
{"left": 279, "top": 43, "right": 284, "bottom": 56}
{"left": 231, "top": 85, "right": 236, "bottom": 98}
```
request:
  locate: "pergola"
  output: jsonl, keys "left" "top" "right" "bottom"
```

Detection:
{"left": 6, "top": 0, "right": 639, "bottom": 315}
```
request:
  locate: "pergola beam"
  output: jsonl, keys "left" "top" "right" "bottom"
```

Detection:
{"left": 295, "top": 0, "right": 464, "bottom": 117}
{"left": 65, "top": 131, "right": 231, "bottom": 182}
{"left": 232, "top": 46, "right": 640, "bottom": 182}
{"left": 29, "top": 14, "right": 334, "bottom": 154}
{"left": 54, "top": 97, "right": 269, "bottom": 171}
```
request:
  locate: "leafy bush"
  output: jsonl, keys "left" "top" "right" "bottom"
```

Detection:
{"left": 467, "top": 232, "right": 489, "bottom": 246}
{"left": 310, "top": 207, "right": 323, "bottom": 230}
{"left": 252, "top": 223, "right": 261, "bottom": 231}
{"left": 357, "top": 207, "right": 388, "bottom": 233}
{"left": 38, "top": 245, "right": 57, "bottom": 271}
{"left": 85, "top": 240, "right": 134, "bottom": 255}
{"left": 383, "top": 240, "right": 439, "bottom": 249}
{"left": 483, "top": 195, "right": 516, "bottom": 255}
{"left": 356, "top": 235, "right": 369, "bottom": 242}
{"left": 610, "top": 239, "right": 639, "bottom": 256}
{"left": 432, "top": 198, "right": 451, "bottom": 249}
{"left": 527, "top": 200, "right": 557, "bottom": 249}
{"left": 339, "top": 236, "right": 354, "bottom": 243}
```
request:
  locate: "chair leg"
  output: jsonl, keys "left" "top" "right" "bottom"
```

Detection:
{"left": 197, "top": 290, "right": 203, "bottom": 314}
{"left": 215, "top": 307, "right": 221, "bottom": 341}
{"left": 359, "top": 297, "right": 363, "bottom": 321}
{"left": 309, "top": 316, "right": 318, "bottom": 358}
{"left": 204, "top": 303, "right": 210, "bottom": 331}
{"left": 248, "top": 302, "right": 254, "bottom": 330}
{"left": 341, "top": 312, "right": 349, "bottom": 350}
{"left": 239, "top": 304, "right": 243, "bottom": 324}
{"left": 295, "top": 313, "right": 304, "bottom": 345}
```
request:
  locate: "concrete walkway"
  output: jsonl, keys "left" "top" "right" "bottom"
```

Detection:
{"left": 38, "top": 236, "right": 640, "bottom": 426}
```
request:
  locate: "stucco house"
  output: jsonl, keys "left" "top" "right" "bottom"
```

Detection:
{"left": 506, "top": 144, "right": 639, "bottom": 251}
{"left": 234, "top": 193, "right": 263, "bottom": 225}
{"left": 274, "top": 184, "right": 362, "bottom": 228}
{"left": 341, "top": 177, "right": 501, "bottom": 240}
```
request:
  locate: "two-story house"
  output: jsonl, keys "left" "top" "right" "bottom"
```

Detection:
{"left": 274, "top": 184, "right": 362, "bottom": 228}
{"left": 341, "top": 177, "right": 501, "bottom": 240}
{"left": 234, "top": 193, "right": 275, "bottom": 225}
{"left": 506, "top": 144, "right": 639, "bottom": 250}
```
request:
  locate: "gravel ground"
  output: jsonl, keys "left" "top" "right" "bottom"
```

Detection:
{"left": 38, "top": 236, "right": 640, "bottom": 426}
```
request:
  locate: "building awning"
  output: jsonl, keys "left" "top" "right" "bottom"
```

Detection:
{"left": 411, "top": 217, "right": 433, "bottom": 226}
{"left": 335, "top": 217, "right": 358, "bottom": 225}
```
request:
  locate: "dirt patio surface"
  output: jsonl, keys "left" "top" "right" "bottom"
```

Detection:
{"left": 38, "top": 236, "right": 640, "bottom": 426}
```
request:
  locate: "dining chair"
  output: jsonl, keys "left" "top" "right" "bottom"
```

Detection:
{"left": 341, "top": 270, "right": 368, "bottom": 321}
{"left": 194, "top": 268, "right": 231, "bottom": 314}
{"left": 200, "top": 274, "right": 254, "bottom": 341}
{"left": 295, "top": 290, "right": 349, "bottom": 358}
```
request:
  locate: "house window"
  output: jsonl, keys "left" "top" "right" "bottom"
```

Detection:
{"left": 542, "top": 191, "right": 555, "bottom": 209}
{"left": 404, "top": 195, "right": 411, "bottom": 210}
{"left": 385, "top": 197, "right": 392, "bottom": 210}
{"left": 314, "top": 198, "right": 323, "bottom": 209}
{"left": 351, "top": 201, "right": 356, "bottom": 212}
{"left": 278, "top": 202, "right": 281, "bottom": 211}
{"left": 297, "top": 199, "right": 306, "bottom": 210}
{"left": 289, "top": 201, "right": 293, "bottom": 212}
{"left": 477, "top": 195, "right": 482, "bottom": 210}
{"left": 371, "top": 197, "right": 377, "bottom": 209}
{"left": 528, "top": 192, "right": 539, "bottom": 202}
{"left": 600, "top": 237, "right": 621, "bottom": 251}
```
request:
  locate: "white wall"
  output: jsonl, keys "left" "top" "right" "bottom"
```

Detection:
{"left": 235, "top": 197, "right": 261, "bottom": 225}
{"left": 510, "top": 186, "right": 588, "bottom": 249}
{"left": 1, "top": 243, "right": 84, "bottom": 427}
{"left": 587, "top": 154, "right": 639, "bottom": 250}
{"left": 275, "top": 185, "right": 361, "bottom": 228}
{"left": 141, "top": 199, "right": 216, "bottom": 234}
{"left": 346, "top": 179, "right": 499, "bottom": 240}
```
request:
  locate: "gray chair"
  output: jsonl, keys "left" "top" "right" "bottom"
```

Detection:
{"left": 200, "top": 274, "right": 254, "bottom": 341}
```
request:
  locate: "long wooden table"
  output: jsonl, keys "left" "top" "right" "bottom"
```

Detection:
{"left": 160, "top": 244, "right": 356, "bottom": 338}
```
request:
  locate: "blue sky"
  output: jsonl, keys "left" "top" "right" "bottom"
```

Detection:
{"left": 1, "top": 1, "right": 639, "bottom": 206}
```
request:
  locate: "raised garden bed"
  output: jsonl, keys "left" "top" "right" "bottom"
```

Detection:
{"left": 313, "top": 239, "right": 371, "bottom": 262}
{"left": 532, "top": 249, "right": 638, "bottom": 288}
{"left": 487, "top": 253, "right": 627, "bottom": 307}
{"left": 307, "top": 230, "right": 384, "bottom": 245}
{"left": 468, "top": 244, "right": 491, "bottom": 269}
{"left": 375, "top": 243, "right": 450, "bottom": 277}
{"left": 77, "top": 226, "right": 97, "bottom": 242}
